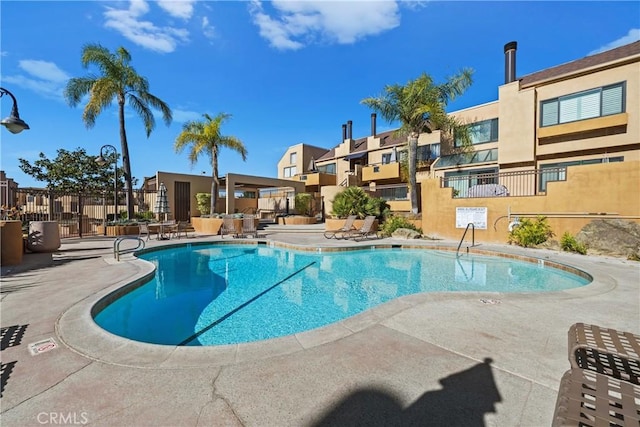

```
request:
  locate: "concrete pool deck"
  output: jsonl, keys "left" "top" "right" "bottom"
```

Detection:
{"left": 1, "top": 230, "right": 638, "bottom": 426}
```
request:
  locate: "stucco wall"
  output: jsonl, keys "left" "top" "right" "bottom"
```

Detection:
{"left": 421, "top": 161, "right": 640, "bottom": 243}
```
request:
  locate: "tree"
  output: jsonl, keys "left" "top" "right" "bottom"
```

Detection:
{"left": 361, "top": 70, "right": 473, "bottom": 214}
{"left": 19, "top": 148, "right": 129, "bottom": 233}
{"left": 18, "top": 147, "right": 125, "bottom": 193}
{"left": 64, "top": 44, "right": 172, "bottom": 219}
{"left": 174, "top": 113, "right": 247, "bottom": 214}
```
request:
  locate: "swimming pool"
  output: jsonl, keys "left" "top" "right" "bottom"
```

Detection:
{"left": 94, "top": 243, "right": 590, "bottom": 346}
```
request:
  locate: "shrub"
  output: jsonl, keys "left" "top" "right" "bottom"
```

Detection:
{"left": 294, "top": 193, "right": 313, "bottom": 216}
{"left": 560, "top": 232, "right": 587, "bottom": 255}
{"left": 331, "top": 187, "right": 389, "bottom": 219}
{"left": 508, "top": 216, "right": 554, "bottom": 247}
{"left": 195, "top": 193, "right": 211, "bottom": 215}
{"left": 379, "top": 215, "right": 422, "bottom": 237}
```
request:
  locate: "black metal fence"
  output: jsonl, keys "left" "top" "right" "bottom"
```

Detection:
{"left": 441, "top": 167, "right": 567, "bottom": 198}
{"left": 3, "top": 188, "right": 158, "bottom": 238}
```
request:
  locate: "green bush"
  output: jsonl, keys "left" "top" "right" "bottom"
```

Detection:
{"left": 508, "top": 216, "right": 554, "bottom": 247}
{"left": 331, "top": 187, "right": 389, "bottom": 219}
{"left": 379, "top": 215, "right": 422, "bottom": 237}
{"left": 195, "top": 193, "right": 211, "bottom": 215}
{"left": 294, "top": 193, "right": 313, "bottom": 216}
{"left": 560, "top": 232, "right": 587, "bottom": 255}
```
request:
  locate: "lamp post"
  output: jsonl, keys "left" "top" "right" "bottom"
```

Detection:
{"left": 96, "top": 145, "right": 118, "bottom": 235}
{"left": 0, "top": 87, "right": 30, "bottom": 134}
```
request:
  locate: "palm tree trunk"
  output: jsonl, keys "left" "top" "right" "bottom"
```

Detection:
{"left": 118, "top": 98, "right": 134, "bottom": 219}
{"left": 211, "top": 153, "right": 219, "bottom": 214}
{"left": 408, "top": 133, "right": 419, "bottom": 214}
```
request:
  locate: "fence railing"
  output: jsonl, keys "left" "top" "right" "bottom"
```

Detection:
{"left": 441, "top": 167, "right": 567, "bottom": 198}
{"left": 3, "top": 188, "right": 158, "bottom": 238}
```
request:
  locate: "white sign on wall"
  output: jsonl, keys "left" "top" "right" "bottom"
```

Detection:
{"left": 456, "top": 207, "right": 488, "bottom": 229}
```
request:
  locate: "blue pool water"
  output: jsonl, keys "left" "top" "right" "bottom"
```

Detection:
{"left": 94, "top": 244, "right": 590, "bottom": 346}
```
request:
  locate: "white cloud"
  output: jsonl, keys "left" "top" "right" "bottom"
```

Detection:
{"left": 1, "top": 60, "right": 70, "bottom": 101}
{"left": 170, "top": 108, "right": 203, "bottom": 123}
{"left": 249, "top": 0, "right": 400, "bottom": 50}
{"left": 18, "top": 60, "right": 70, "bottom": 83}
{"left": 202, "top": 16, "right": 216, "bottom": 40}
{"left": 103, "top": 0, "right": 190, "bottom": 53}
{"left": 589, "top": 28, "right": 640, "bottom": 55}
{"left": 157, "top": 0, "right": 196, "bottom": 20}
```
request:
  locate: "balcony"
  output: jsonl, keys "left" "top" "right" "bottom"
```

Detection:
{"left": 296, "top": 172, "right": 337, "bottom": 188}
{"left": 362, "top": 162, "right": 400, "bottom": 182}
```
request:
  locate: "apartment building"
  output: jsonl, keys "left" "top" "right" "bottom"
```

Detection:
{"left": 278, "top": 40, "right": 640, "bottom": 213}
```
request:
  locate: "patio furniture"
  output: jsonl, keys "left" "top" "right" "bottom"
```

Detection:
{"left": 568, "top": 323, "right": 640, "bottom": 385}
{"left": 552, "top": 368, "right": 640, "bottom": 427}
{"left": 138, "top": 222, "right": 153, "bottom": 241}
{"left": 323, "top": 215, "right": 357, "bottom": 239}
{"left": 220, "top": 215, "right": 239, "bottom": 238}
{"left": 171, "top": 221, "right": 189, "bottom": 239}
{"left": 241, "top": 215, "right": 257, "bottom": 238}
{"left": 345, "top": 215, "right": 378, "bottom": 241}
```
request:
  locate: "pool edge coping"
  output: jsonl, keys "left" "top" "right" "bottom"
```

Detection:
{"left": 56, "top": 240, "right": 613, "bottom": 369}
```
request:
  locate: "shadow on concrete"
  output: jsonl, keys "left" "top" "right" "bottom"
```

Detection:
{"left": 0, "top": 253, "right": 102, "bottom": 280}
{"left": 313, "top": 358, "right": 501, "bottom": 427}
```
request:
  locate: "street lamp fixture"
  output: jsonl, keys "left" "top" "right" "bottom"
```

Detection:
{"left": 96, "top": 144, "right": 118, "bottom": 234}
{"left": 0, "top": 87, "right": 30, "bottom": 134}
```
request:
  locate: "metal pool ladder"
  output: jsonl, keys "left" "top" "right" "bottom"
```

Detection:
{"left": 113, "top": 236, "right": 145, "bottom": 261}
{"left": 456, "top": 223, "right": 478, "bottom": 257}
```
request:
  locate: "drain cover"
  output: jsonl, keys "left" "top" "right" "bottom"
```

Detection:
{"left": 28, "top": 338, "right": 58, "bottom": 355}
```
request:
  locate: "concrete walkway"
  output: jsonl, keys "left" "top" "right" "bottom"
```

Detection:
{"left": 1, "top": 230, "right": 638, "bottom": 426}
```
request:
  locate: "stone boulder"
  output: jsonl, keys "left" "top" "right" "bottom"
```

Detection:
{"left": 576, "top": 219, "right": 640, "bottom": 259}
{"left": 391, "top": 228, "right": 422, "bottom": 239}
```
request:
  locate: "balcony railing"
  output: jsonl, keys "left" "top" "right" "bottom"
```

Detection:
{"left": 441, "top": 167, "right": 567, "bottom": 198}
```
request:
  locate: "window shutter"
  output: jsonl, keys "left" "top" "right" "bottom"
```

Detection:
{"left": 602, "top": 84, "right": 623, "bottom": 115}
{"left": 560, "top": 97, "right": 578, "bottom": 123}
{"left": 579, "top": 91, "right": 600, "bottom": 119}
{"left": 541, "top": 101, "right": 558, "bottom": 126}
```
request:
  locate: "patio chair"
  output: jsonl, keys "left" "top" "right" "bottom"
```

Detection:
{"left": 345, "top": 215, "right": 378, "bottom": 241}
{"left": 323, "top": 215, "right": 357, "bottom": 239}
{"left": 221, "top": 215, "right": 239, "bottom": 238}
{"left": 241, "top": 215, "right": 258, "bottom": 238}
{"left": 170, "top": 221, "right": 189, "bottom": 239}
{"left": 138, "top": 222, "right": 154, "bottom": 241}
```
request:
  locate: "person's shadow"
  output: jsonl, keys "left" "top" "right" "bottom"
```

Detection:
{"left": 313, "top": 358, "right": 501, "bottom": 427}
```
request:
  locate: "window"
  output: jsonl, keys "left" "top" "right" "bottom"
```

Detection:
{"left": 417, "top": 144, "right": 440, "bottom": 161}
{"left": 382, "top": 153, "right": 392, "bottom": 164}
{"left": 378, "top": 185, "right": 408, "bottom": 201}
{"left": 436, "top": 148, "right": 498, "bottom": 168}
{"left": 539, "top": 157, "right": 623, "bottom": 191}
{"left": 456, "top": 119, "right": 498, "bottom": 147}
{"left": 289, "top": 152, "right": 297, "bottom": 164}
{"left": 540, "top": 82, "right": 625, "bottom": 127}
{"left": 444, "top": 168, "right": 499, "bottom": 197}
{"left": 283, "top": 166, "right": 297, "bottom": 178}
{"left": 317, "top": 163, "right": 336, "bottom": 174}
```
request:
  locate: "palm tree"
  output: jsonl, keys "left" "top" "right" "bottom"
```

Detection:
{"left": 64, "top": 44, "right": 172, "bottom": 219}
{"left": 361, "top": 70, "right": 473, "bottom": 214}
{"left": 174, "top": 113, "right": 247, "bottom": 215}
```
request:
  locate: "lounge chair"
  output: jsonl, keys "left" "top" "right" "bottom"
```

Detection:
{"left": 323, "top": 215, "right": 357, "bottom": 239}
{"left": 241, "top": 215, "right": 258, "bottom": 238}
{"left": 220, "top": 215, "right": 239, "bottom": 238}
{"left": 345, "top": 215, "right": 378, "bottom": 241}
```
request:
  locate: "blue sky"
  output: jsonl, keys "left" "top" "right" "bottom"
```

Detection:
{"left": 1, "top": 1, "right": 639, "bottom": 188}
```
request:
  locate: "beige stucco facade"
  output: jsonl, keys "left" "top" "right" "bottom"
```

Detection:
{"left": 421, "top": 161, "right": 640, "bottom": 243}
